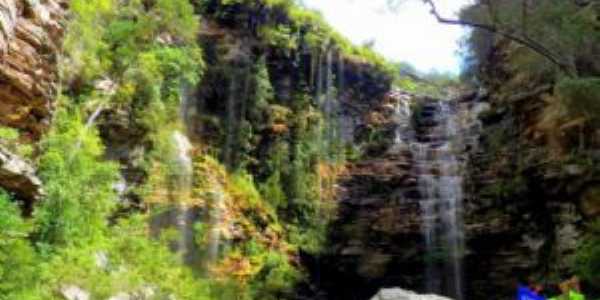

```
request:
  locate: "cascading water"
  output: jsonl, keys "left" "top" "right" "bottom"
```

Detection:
{"left": 391, "top": 90, "right": 414, "bottom": 150}
{"left": 400, "top": 99, "right": 467, "bottom": 300}
{"left": 206, "top": 190, "right": 224, "bottom": 263}
{"left": 150, "top": 89, "right": 201, "bottom": 266}
{"left": 171, "top": 131, "right": 195, "bottom": 262}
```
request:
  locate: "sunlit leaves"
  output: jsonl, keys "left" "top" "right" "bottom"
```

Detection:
{"left": 0, "top": 191, "right": 40, "bottom": 299}
{"left": 33, "top": 108, "right": 119, "bottom": 247}
{"left": 63, "top": 0, "right": 204, "bottom": 107}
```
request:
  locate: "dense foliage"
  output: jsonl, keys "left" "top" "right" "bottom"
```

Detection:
{"left": 393, "top": 62, "right": 459, "bottom": 97}
{"left": 460, "top": 1, "right": 600, "bottom": 80}
{"left": 458, "top": 0, "right": 600, "bottom": 293}
{"left": 0, "top": 0, "right": 215, "bottom": 299}
{"left": 198, "top": 0, "right": 395, "bottom": 77}
{"left": 33, "top": 108, "right": 119, "bottom": 248}
{"left": 0, "top": 190, "right": 39, "bottom": 299}
{"left": 0, "top": 0, "right": 385, "bottom": 298}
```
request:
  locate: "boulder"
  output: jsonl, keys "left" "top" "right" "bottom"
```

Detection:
{"left": 61, "top": 285, "right": 90, "bottom": 300}
{"left": 370, "top": 288, "right": 453, "bottom": 300}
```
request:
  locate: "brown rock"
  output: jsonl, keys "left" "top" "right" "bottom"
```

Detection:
{"left": 0, "top": 0, "right": 66, "bottom": 138}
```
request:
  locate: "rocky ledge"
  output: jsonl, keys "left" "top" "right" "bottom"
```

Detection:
{"left": 0, "top": 0, "right": 66, "bottom": 138}
{"left": 0, "top": 145, "right": 42, "bottom": 202}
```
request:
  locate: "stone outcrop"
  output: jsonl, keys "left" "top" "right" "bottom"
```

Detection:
{"left": 371, "top": 288, "right": 453, "bottom": 300}
{"left": 0, "top": 0, "right": 67, "bottom": 138}
{"left": 0, "top": 145, "right": 42, "bottom": 201}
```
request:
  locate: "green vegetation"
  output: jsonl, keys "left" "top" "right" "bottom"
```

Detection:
{"left": 1, "top": 0, "right": 598, "bottom": 298}
{"left": 198, "top": 0, "right": 395, "bottom": 77}
{"left": 460, "top": 1, "right": 600, "bottom": 80}
{"left": 0, "top": 190, "right": 39, "bottom": 299}
{"left": 575, "top": 219, "right": 600, "bottom": 289}
{"left": 0, "top": 0, "right": 215, "bottom": 299}
{"left": 33, "top": 108, "right": 120, "bottom": 248}
{"left": 459, "top": 1, "right": 600, "bottom": 136}
{"left": 392, "top": 62, "right": 459, "bottom": 97}
{"left": 63, "top": 0, "right": 203, "bottom": 147}
{"left": 458, "top": 1, "right": 600, "bottom": 293}
{"left": 0, "top": 126, "right": 34, "bottom": 158}
{"left": 0, "top": 0, "right": 400, "bottom": 298}
{"left": 191, "top": 155, "right": 304, "bottom": 299}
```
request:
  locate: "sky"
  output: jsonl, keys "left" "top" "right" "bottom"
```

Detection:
{"left": 301, "top": 0, "right": 473, "bottom": 74}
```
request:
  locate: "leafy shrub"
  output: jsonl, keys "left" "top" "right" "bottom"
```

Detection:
{"left": 33, "top": 108, "right": 120, "bottom": 247}
{"left": 37, "top": 215, "right": 212, "bottom": 300}
{"left": 0, "top": 127, "right": 19, "bottom": 141}
{"left": 0, "top": 127, "right": 34, "bottom": 159}
{"left": 0, "top": 190, "right": 41, "bottom": 300}
{"left": 200, "top": 0, "right": 395, "bottom": 77}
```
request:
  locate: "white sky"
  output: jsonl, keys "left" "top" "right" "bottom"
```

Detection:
{"left": 301, "top": 0, "right": 473, "bottom": 74}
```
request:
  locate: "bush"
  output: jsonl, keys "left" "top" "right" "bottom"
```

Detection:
{"left": 0, "top": 190, "right": 40, "bottom": 300}
{"left": 33, "top": 108, "right": 120, "bottom": 247}
{"left": 36, "top": 215, "right": 212, "bottom": 300}
{"left": 0, "top": 126, "right": 34, "bottom": 159}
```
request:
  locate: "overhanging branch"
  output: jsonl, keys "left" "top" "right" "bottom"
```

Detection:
{"left": 422, "top": 0, "right": 576, "bottom": 77}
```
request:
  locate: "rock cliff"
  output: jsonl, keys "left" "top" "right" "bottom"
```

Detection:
{"left": 0, "top": 0, "right": 66, "bottom": 138}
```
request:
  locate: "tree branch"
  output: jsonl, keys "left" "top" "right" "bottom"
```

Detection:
{"left": 422, "top": 0, "right": 576, "bottom": 77}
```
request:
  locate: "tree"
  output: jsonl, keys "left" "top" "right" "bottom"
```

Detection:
{"left": 387, "top": 0, "right": 599, "bottom": 77}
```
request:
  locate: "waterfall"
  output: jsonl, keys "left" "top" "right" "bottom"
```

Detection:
{"left": 319, "top": 47, "right": 344, "bottom": 162}
{"left": 206, "top": 190, "right": 224, "bottom": 263}
{"left": 338, "top": 52, "right": 355, "bottom": 144}
{"left": 171, "top": 131, "right": 195, "bottom": 262}
{"left": 149, "top": 88, "right": 201, "bottom": 266}
{"left": 390, "top": 89, "right": 414, "bottom": 152}
{"left": 406, "top": 100, "right": 466, "bottom": 300}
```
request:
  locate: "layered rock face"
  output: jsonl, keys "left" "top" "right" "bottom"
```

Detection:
{"left": 462, "top": 105, "right": 586, "bottom": 298}
{"left": 0, "top": 0, "right": 66, "bottom": 138}
{"left": 460, "top": 32, "right": 599, "bottom": 297}
{"left": 309, "top": 89, "right": 583, "bottom": 300}
{"left": 309, "top": 92, "right": 480, "bottom": 300}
